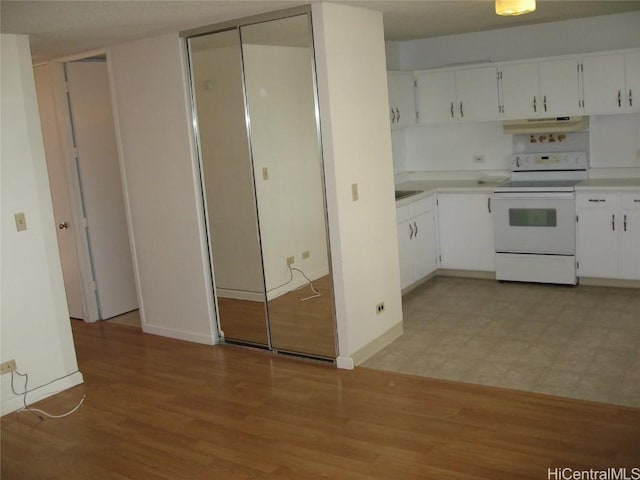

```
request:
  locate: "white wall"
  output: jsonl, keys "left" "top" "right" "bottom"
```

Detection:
{"left": 312, "top": 3, "right": 403, "bottom": 367}
{"left": 243, "top": 44, "right": 329, "bottom": 299}
{"left": 108, "top": 33, "right": 216, "bottom": 345}
{"left": 1, "top": 34, "right": 83, "bottom": 415}
{"left": 398, "top": 11, "right": 640, "bottom": 70}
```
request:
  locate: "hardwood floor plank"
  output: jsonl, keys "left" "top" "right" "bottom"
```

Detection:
{"left": 2, "top": 320, "right": 639, "bottom": 480}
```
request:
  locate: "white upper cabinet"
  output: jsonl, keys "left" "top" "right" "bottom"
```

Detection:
{"left": 501, "top": 58, "right": 581, "bottom": 119}
{"left": 387, "top": 71, "right": 416, "bottom": 128}
{"left": 415, "top": 66, "right": 499, "bottom": 124}
{"left": 582, "top": 50, "right": 640, "bottom": 114}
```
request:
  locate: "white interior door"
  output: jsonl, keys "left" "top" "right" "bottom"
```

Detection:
{"left": 34, "top": 64, "right": 84, "bottom": 319}
{"left": 66, "top": 61, "right": 138, "bottom": 319}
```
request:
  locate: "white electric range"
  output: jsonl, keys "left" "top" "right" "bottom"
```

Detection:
{"left": 493, "top": 152, "right": 589, "bottom": 285}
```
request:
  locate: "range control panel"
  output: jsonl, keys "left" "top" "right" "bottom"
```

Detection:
{"left": 512, "top": 152, "right": 588, "bottom": 172}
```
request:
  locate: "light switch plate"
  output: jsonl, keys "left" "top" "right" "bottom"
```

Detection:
{"left": 14, "top": 213, "right": 27, "bottom": 232}
{"left": 351, "top": 183, "right": 359, "bottom": 202}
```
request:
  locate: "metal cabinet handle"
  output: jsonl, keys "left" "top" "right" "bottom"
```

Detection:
{"left": 634, "top": 199, "right": 640, "bottom": 203}
{"left": 487, "top": 197, "right": 492, "bottom": 213}
{"left": 414, "top": 221, "right": 418, "bottom": 236}
{"left": 612, "top": 214, "right": 615, "bottom": 231}
{"left": 588, "top": 199, "right": 606, "bottom": 203}
{"left": 391, "top": 108, "right": 396, "bottom": 123}
{"left": 459, "top": 102, "right": 464, "bottom": 118}
{"left": 543, "top": 95, "right": 547, "bottom": 112}
{"left": 396, "top": 107, "right": 400, "bottom": 122}
{"left": 533, "top": 96, "right": 537, "bottom": 113}
{"left": 450, "top": 102, "right": 454, "bottom": 118}
{"left": 58, "top": 221, "right": 69, "bottom": 230}
{"left": 630, "top": 90, "right": 633, "bottom": 107}
{"left": 618, "top": 90, "right": 622, "bottom": 108}
{"left": 624, "top": 214, "right": 627, "bottom": 232}
{"left": 409, "top": 222, "right": 414, "bottom": 239}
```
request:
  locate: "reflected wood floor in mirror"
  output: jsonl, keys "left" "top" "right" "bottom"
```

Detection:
{"left": 217, "top": 297, "right": 269, "bottom": 346}
{"left": 268, "top": 275, "right": 336, "bottom": 358}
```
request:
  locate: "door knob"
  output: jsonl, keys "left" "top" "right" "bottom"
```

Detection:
{"left": 58, "top": 222, "right": 69, "bottom": 230}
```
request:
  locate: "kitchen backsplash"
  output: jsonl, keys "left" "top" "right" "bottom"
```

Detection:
{"left": 394, "top": 113, "right": 640, "bottom": 178}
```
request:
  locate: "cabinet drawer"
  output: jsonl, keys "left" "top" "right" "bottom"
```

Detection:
{"left": 411, "top": 195, "right": 434, "bottom": 216}
{"left": 621, "top": 192, "right": 640, "bottom": 210}
{"left": 396, "top": 205, "right": 411, "bottom": 224}
{"left": 576, "top": 192, "right": 619, "bottom": 208}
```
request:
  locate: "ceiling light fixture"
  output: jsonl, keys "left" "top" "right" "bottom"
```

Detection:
{"left": 495, "top": 0, "right": 536, "bottom": 16}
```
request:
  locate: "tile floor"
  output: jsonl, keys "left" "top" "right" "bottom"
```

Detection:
{"left": 363, "top": 276, "right": 640, "bottom": 407}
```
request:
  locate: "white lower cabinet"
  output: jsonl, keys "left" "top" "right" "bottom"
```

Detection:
{"left": 397, "top": 196, "right": 437, "bottom": 290}
{"left": 576, "top": 191, "right": 640, "bottom": 280}
{"left": 437, "top": 193, "right": 495, "bottom": 272}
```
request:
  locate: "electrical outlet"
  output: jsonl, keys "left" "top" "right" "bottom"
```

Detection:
{"left": 286, "top": 256, "right": 295, "bottom": 267}
{"left": 1, "top": 359, "right": 17, "bottom": 375}
{"left": 376, "top": 302, "right": 385, "bottom": 314}
{"left": 351, "top": 183, "right": 359, "bottom": 202}
{"left": 473, "top": 154, "right": 485, "bottom": 163}
{"left": 262, "top": 167, "right": 269, "bottom": 180}
{"left": 302, "top": 250, "right": 310, "bottom": 260}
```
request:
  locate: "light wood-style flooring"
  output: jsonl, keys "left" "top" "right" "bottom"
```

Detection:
{"left": 2, "top": 320, "right": 639, "bottom": 479}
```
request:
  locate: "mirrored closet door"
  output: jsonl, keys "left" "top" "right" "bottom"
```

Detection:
{"left": 187, "top": 11, "right": 337, "bottom": 359}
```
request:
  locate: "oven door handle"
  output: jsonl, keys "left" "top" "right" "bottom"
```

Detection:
{"left": 492, "top": 192, "right": 575, "bottom": 201}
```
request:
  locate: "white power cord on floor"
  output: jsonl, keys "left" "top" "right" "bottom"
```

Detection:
{"left": 11, "top": 370, "right": 85, "bottom": 420}
{"left": 270, "top": 265, "right": 321, "bottom": 301}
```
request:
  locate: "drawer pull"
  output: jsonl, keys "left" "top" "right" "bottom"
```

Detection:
{"left": 588, "top": 199, "right": 606, "bottom": 203}
{"left": 624, "top": 214, "right": 627, "bottom": 232}
{"left": 612, "top": 214, "right": 615, "bottom": 231}
{"left": 634, "top": 199, "right": 640, "bottom": 203}
{"left": 409, "top": 222, "right": 414, "bottom": 239}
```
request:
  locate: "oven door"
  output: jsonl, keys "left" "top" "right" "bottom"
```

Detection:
{"left": 493, "top": 192, "right": 576, "bottom": 255}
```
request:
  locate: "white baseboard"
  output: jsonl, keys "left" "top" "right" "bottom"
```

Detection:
{"left": 143, "top": 324, "right": 217, "bottom": 345}
{"left": 336, "top": 356, "right": 354, "bottom": 370}
{"left": 1, "top": 371, "right": 84, "bottom": 416}
{"left": 351, "top": 322, "right": 404, "bottom": 367}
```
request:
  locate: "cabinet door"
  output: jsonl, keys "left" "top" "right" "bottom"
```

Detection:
{"left": 455, "top": 67, "right": 500, "bottom": 121}
{"left": 397, "top": 219, "right": 415, "bottom": 290}
{"left": 412, "top": 210, "right": 436, "bottom": 280}
{"left": 582, "top": 53, "right": 626, "bottom": 114}
{"left": 625, "top": 51, "right": 640, "bottom": 112}
{"left": 437, "top": 193, "right": 495, "bottom": 271}
{"left": 539, "top": 58, "right": 582, "bottom": 116}
{"left": 577, "top": 207, "right": 619, "bottom": 278}
{"left": 388, "top": 71, "right": 416, "bottom": 128}
{"left": 500, "top": 63, "right": 540, "bottom": 119}
{"left": 415, "top": 70, "right": 456, "bottom": 124}
{"left": 619, "top": 193, "right": 640, "bottom": 280}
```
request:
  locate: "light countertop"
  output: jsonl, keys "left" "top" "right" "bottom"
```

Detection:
{"left": 396, "top": 177, "right": 640, "bottom": 206}
{"left": 575, "top": 178, "right": 640, "bottom": 190}
{"left": 395, "top": 179, "right": 503, "bottom": 207}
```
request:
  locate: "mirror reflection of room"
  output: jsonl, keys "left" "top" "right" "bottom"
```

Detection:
{"left": 188, "top": 13, "right": 337, "bottom": 359}
{"left": 189, "top": 30, "right": 269, "bottom": 347}
{"left": 241, "top": 15, "right": 336, "bottom": 358}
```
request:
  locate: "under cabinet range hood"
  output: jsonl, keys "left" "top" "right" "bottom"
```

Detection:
{"left": 503, "top": 116, "right": 589, "bottom": 134}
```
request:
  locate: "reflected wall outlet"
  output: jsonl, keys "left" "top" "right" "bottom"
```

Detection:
{"left": 302, "top": 250, "right": 310, "bottom": 260}
{"left": 376, "top": 302, "right": 385, "bottom": 314}
{"left": 286, "top": 256, "right": 295, "bottom": 266}
{"left": 1, "top": 359, "right": 17, "bottom": 375}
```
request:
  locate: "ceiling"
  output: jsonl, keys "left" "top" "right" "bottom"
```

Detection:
{"left": 2, "top": 0, "right": 640, "bottom": 63}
